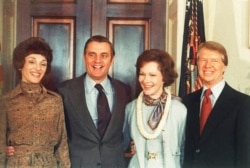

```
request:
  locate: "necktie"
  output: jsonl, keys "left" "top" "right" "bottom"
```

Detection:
{"left": 200, "top": 89, "right": 212, "bottom": 134}
{"left": 95, "top": 84, "right": 111, "bottom": 138}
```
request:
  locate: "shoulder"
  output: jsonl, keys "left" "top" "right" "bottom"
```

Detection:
{"left": 0, "top": 91, "right": 12, "bottom": 107}
{"left": 110, "top": 77, "right": 130, "bottom": 90}
{"left": 1, "top": 90, "right": 13, "bottom": 100}
{"left": 57, "top": 75, "right": 84, "bottom": 91}
{"left": 0, "top": 85, "right": 21, "bottom": 101}
{"left": 110, "top": 77, "right": 131, "bottom": 99}
{"left": 171, "top": 97, "right": 186, "bottom": 108}
{"left": 126, "top": 99, "right": 137, "bottom": 109}
{"left": 169, "top": 96, "right": 187, "bottom": 120}
{"left": 171, "top": 97, "right": 187, "bottom": 112}
{"left": 125, "top": 99, "right": 137, "bottom": 119}
{"left": 171, "top": 94, "right": 185, "bottom": 107}
{"left": 46, "top": 89, "right": 62, "bottom": 99}
{"left": 182, "top": 89, "right": 202, "bottom": 104}
{"left": 225, "top": 83, "right": 248, "bottom": 96}
{"left": 37, "top": 86, "right": 63, "bottom": 105}
{"left": 221, "top": 83, "right": 250, "bottom": 103}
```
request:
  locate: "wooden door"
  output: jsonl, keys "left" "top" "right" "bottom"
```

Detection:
{"left": 4, "top": 0, "right": 166, "bottom": 99}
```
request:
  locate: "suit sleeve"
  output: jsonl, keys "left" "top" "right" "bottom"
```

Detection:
{"left": 0, "top": 97, "right": 7, "bottom": 166}
{"left": 123, "top": 102, "right": 132, "bottom": 152}
{"left": 236, "top": 95, "right": 250, "bottom": 167}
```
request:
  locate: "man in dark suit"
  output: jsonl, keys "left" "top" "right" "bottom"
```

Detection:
{"left": 56, "top": 35, "right": 131, "bottom": 167}
{"left": 183, "top": 41, "right": 250, "bottom": 168}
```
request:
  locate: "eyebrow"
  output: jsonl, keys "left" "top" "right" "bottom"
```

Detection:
{"left": 26, "top": 57, "right": 47, "bottom": 61}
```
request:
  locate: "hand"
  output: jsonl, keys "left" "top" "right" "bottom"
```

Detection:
{"left": 6, "top": 146, "right": 15, "bottom": 157}
{"left": 130, "top": 141, "right": 136, "bottom": 155}
{"left": 124, "top": 141, "right": 136, "bottom": 158}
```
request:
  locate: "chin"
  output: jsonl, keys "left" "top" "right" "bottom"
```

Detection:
{"left": 30, "top": 80, "right": 41, "bottom": 84}
{"left": 143, "top": 91, "right": 152, "bottom": 96}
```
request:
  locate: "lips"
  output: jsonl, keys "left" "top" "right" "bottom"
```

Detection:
{"left": 204, "top": 71, "right": 212, "bottom": 75}
{"left": 31, "top": 72, "right": 41, "bottom": 77}
{"left": 93, "top": 65, "right": 103, "bottom": 69}
{"left": 27, "top": 71, "right": 44, "bottom": 83}
{"left": 142, "top": 84, "right": 153, "bottom": 91}
{"left": 143, "top": 85, "right": 152, "bottom": 88}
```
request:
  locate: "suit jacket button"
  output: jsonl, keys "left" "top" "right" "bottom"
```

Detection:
{"left": 195, "top": 149, "right": 200, "bottom": 153}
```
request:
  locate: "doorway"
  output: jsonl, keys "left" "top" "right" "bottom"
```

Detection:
{"left": 2, "top": 0, "right": 166, "bottom": 98}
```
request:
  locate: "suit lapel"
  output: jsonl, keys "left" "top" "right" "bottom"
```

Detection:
{"left": 68, "top": 75, "right": 100, "bottom": 138}
{"left": 102, "top": 78, "right": 118, "bottom": 140}
{"left": 199, "top": 84, "right": 235, "bottom": 142}
{"left": 189, "top": 90, "right": 203, "bottom": 143}
{"left": 102, "top": 78, "right": 126, "bottom": 140}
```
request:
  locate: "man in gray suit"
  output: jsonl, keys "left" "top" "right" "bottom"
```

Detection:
{"left": 57, "top": 35, "right": 131, "bottom": 167}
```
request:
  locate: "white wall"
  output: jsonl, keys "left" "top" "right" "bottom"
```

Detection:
{"left": 175, "top": 0, "right": 250, "bottom": 95}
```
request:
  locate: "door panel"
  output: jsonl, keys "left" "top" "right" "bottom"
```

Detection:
{"left": 33, "top": 18, "right": 75, "bottom": 90}
{"left": 109, "top": 20, "right": 149, "bottom": 98}
{"left": 3, "top": 0, "right": 166, "bottom": 99}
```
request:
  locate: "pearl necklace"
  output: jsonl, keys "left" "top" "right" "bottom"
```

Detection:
{"left": 136, "top": 87, "right": 171, "bottom": 139}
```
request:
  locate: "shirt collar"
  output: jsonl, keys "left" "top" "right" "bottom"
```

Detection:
{"left": 6, "top": 82, "right": 48, "bottom": 99}
{"left": 84, "top": 74, "right": 112, "bottom": 94}
{"left": 201, "top": 80, "right": 225, "bottom": 99}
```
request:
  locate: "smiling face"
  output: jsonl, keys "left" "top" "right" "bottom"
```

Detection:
{"left": 197, "top": 48, "right": 227, "bottom": 88}
{"left": 138, "top": 61, "right": 164, "bottom": 99}
{"left": 21, "top": 54, "right": 47, "bottom": 84}
{"left": 84, "top": 41, "right": 114, "bottom": 83}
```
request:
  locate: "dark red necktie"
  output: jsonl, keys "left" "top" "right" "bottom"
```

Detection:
{"left": 200, "top": 89, "right": 212, "bottom": 134}
{"left": 95, "top": 84, "right": 111, "bottom": 138}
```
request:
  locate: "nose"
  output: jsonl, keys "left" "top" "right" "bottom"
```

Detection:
{"left": 204, "top": 60, "right": 212, "bottom": 67}
{"left": 35, "top": 63, "right": 42, "bottom": 70}
{"left": 143, "top": 75, "right": 150, "bottom": 82}
{"left": 95, "top": 55, "right": 101, "bottom": 62}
